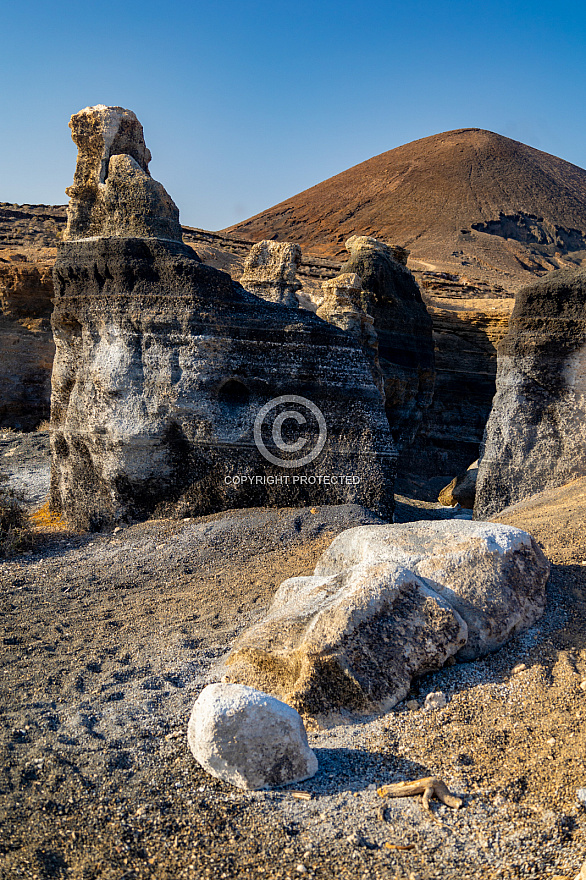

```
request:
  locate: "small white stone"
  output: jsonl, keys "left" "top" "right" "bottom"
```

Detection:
{"left": 577, "top": 788, "right": 586, "bottom": 806}
{"left": 187, "top": 683, "right": 318, "bottom": 790}
{"left": 424, "top": 691, "right": 448, "bottom": 711}
{"left": 579, "top": 680, "right": 586, "bottom": 691}
{"left": 512, "top": 663, "right": 526, "bottom": 674}
{"left": 296, "top": 865, "right": 307, "bottom": 874}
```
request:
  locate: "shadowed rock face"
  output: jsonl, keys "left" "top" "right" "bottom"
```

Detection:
{"left": 50, "top": 107, "right": 395, "bottom": 529}
{"left": 0, "top": 256, "right": 55, "bottom": 429}
{"left": 475, "top": 268, "right": 586, "bottom": 518}
{"left": 340, "top": 236, "right": 435, "bottom": 449}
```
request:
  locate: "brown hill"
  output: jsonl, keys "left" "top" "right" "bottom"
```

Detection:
{"left": 223, "top": 128, "right": 586, "bottom": 289}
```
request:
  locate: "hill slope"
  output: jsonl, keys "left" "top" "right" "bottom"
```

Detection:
{"left": 224, "top": 129, "right": 586, "bottom": 288}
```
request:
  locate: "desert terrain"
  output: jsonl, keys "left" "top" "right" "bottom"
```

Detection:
{"left": 1, "top": 433, "right": 586, "bottom": 880}
{"left": 3, "top": 116, "right": 586, "bottom": 880}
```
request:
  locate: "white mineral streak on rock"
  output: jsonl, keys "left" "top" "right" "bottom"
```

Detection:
{"left": 187, "top": 683, "right": 318, "bottom": 790}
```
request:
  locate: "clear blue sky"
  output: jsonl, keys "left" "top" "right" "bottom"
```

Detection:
{"left": 2, "top": 0, "right": 586, "bottom": 230}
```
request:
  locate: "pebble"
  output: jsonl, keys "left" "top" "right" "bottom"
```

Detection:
{"left": 296, "top": 865, "right": 307, "bottom": 874}
{"left": 424, "top": 691, "right": 447, "bottom": 711}
{"left": 406, "top": 699, "right": 420, "bottom": 710}
{"left": 579, "top": 680, "right": 586, "bottom": 691}
{"left": 512, "top": 663, "right": 527, "bottom": 674}
{"left": 577, "top": 788, "right": 586, "bottom": 806}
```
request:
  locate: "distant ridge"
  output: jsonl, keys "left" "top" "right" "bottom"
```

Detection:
{"left": 223, "top": 129, "right": 586, "bottom": 287}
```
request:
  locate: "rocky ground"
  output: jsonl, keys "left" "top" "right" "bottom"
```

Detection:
{"left": 1, "top": 432, "right": 585, "bottom": 879}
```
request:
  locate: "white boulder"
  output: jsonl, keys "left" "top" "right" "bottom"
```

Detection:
{"left": 315, "top": 520, "right": 549, "bottom": 661}
{"left": 224, "top": 521, "right": 549, "bottom": 718}
{"left": 187, "top": 683, "right": 318, "bottom": 790}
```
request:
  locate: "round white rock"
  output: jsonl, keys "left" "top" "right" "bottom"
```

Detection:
{"left": 187, "top": 683, "right": 318, "bottom": 790}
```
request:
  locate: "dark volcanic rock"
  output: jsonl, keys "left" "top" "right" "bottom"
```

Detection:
{"left": 340, "top": 236, "right": 435, "bottom": 450}
{"left": 475, "top": 268, "right": 586, "bottom": 518}
{"left": 50, "top": 107, "right": 395, "bottom": 530}
{"left": 401, "top": 291, "right": 513, "bottom": 479}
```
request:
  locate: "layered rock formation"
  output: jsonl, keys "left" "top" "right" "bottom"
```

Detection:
{"left": 0, "top": 209, "right": 507, "bottom": 482}
{"left": 402, "top": 284, "right": 514, "bottom": 479}
{"left": 0, "top": 203, "right": 66, "bottom": 250}
{"left": 475, "top": 268, "right": 586, "bottom": 518}
{"left": 339, "top": 236, "right": 435, "bottom": 450}
{"left": 239, "top": 240, "right": 301, "bottom": 307}
{"left": 50, "top": 106, "right": 395, "bottom": 529}
{"left": 315, "top": 272, "right": 383, "bottom": 395}
{"left": 225, "top": 520, "right": 549, "bottom": 717}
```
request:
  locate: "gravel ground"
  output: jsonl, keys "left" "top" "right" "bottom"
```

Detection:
{"left": 1, "top": 432, "right": 585, "bottom": 879}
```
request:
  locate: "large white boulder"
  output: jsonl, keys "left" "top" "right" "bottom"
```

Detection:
{"left": 226, "top": 560, "right": 467, "bottom": 717}
{"left": 224, "top": 521, "right": 549, "bottom": 717}
{"left": 315, "top": 520, "right": 549, "bottom": 661}
{"left": 187, "top": 683, "right": 318, "bottom": 790}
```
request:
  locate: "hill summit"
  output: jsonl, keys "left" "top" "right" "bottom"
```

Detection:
{"left": 224, "top": 129, "right": 586, "bottom": 287}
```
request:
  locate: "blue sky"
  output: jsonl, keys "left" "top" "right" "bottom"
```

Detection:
{"left": 2, "top": 0, "right": 586, "bottom": 230}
